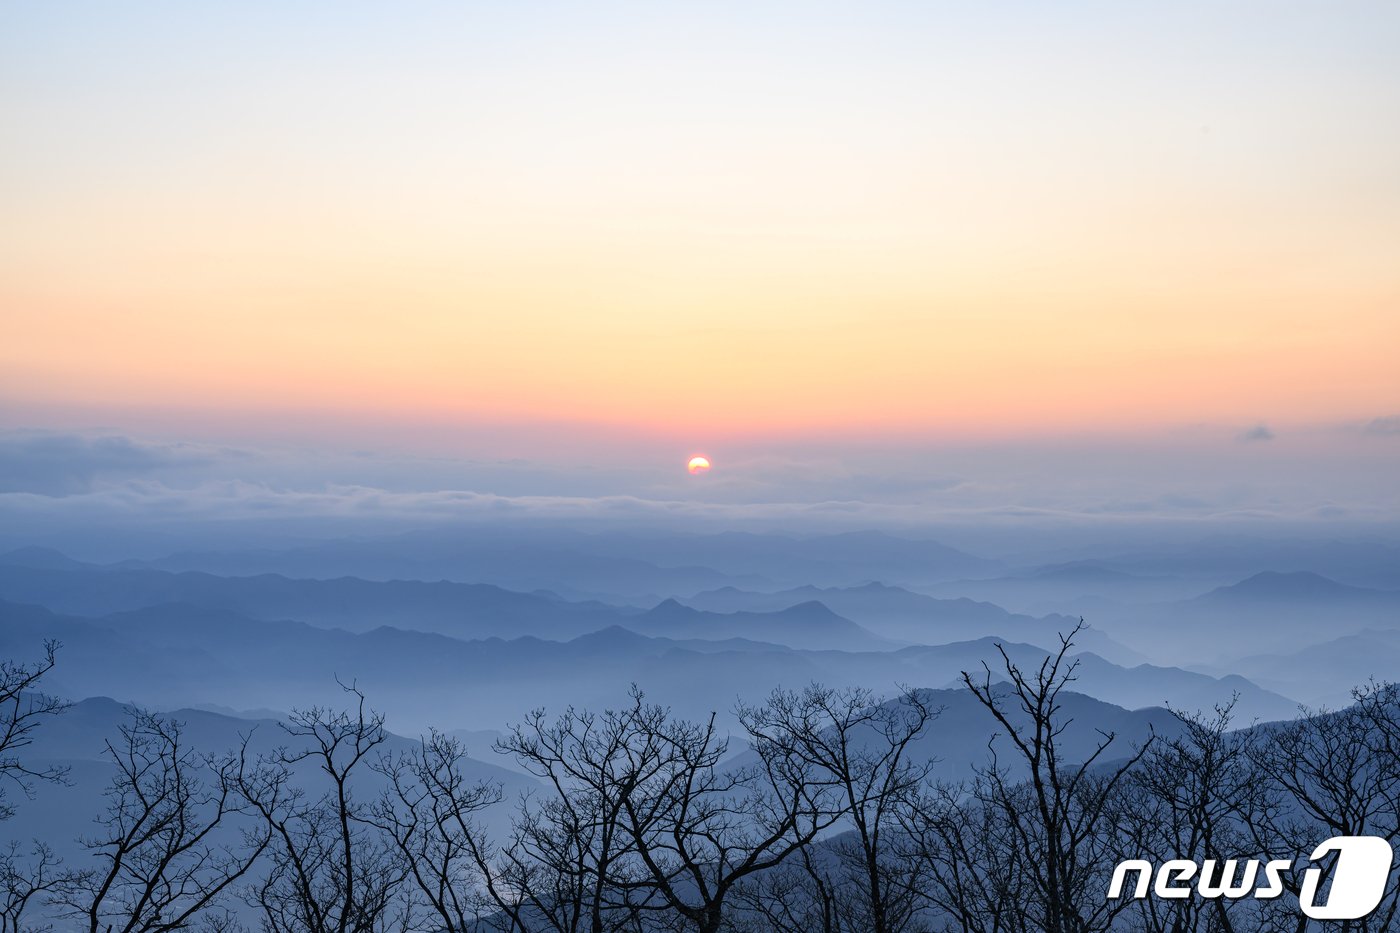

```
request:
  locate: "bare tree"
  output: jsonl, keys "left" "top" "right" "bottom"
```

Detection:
{"left": 236, "top": 682, "right": 407, "bottom": 933}
{"left": 619, "top": 696, "right": 843, "bottom": 933}
{"left": 0, "top": 642, "right": 69, "bottom": 823}
{"left": 728, "top": 854, "right": 837, "bottom": 933}
{"left": 371, "top": 731, "right": 503, "bottom": 933}
{"left": 957, "top": 623, "right": 1150, "bottom": 933}
{"left": 1, "top": 842, "right": 66, "bottom": 933}
{"left": 1240, "top": 691, "right": 1400, "bottom": 933}
{"left": 485, "top": 688, "right": 845, "bottom": 933}
{"left": 0, "top": 644, "right": 70, "bottom": 933}
{"left": 485, "top": 689, "right": 670, "bottom": 933}
{"left": 736, "top": 684, "right": 937, "bottom": 933}
{"left": 899, "top": 778, "right": 1033, "bottom": 933}
{"left": 1110, "top": 700, "right": 1261, "bottom": 933}
{"left": 1355, "top": 680, "right": 1400, "bottom": 759}
{"left": 54, "top": 709, "right": 269, "bottom": 933}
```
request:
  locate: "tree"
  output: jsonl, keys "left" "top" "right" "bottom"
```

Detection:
{"left": 372, "top": 731, "right": 503, "bottom": 933}
{"left": 728, "top": 855, "right": 838, "bottom": 933}
{"left": 0, "top": 642, "right": 68, "bottom": 823}
{"left": 236, "top": 682, "right": 407, "bottom": 933}
{"left": 0, "top": 644, "right": 70, "bottom": 933}
{"left": 736, "top": 684, "right": 937, "bottom": 933}
{"left": 901, "top": 773, "right": 1036, "bottom": 930}
{"left": 55, "top": 709, "right": 269, "bottom": 933}
{"left": 618, "top": 694, "right": 843, "bottom": 933}
{"left": 1241, "top": 690, "right": 1400, "bottom": 933}
{"left": 488, "top": 687, "right": 845, "bottom": 933}
{"left": 485, "top": 690, "right": 673, "bottom": 933}
{"left": 899, "top": 778, "right": 1033, "bottom": 933}
{"left": 1, "top": 842, "right": 65, "bottom": 933}
{"left": 1111, "top": 700, "right": 1261, "bottom": 933}
{"left": 957, "top": 623, "right": 1150, "bottom": 933}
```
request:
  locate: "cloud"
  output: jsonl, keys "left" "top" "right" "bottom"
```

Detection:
{"left": 1237, "top": 424, "right": 1275, "bottom": 443}
{"left": 1, "top": 427, "right": 1394, "bottom": 549}
{"left": 0, "top": 431, "right": 217, "bottom": 496}
{"left": 0, "top": 474, "right": 1353, "bottom": 535}
{"left": 1363, "top": 416, "right": 1400, "bottom": 437}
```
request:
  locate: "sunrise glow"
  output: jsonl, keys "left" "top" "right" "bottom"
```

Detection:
{"left": 1, "top": 4, "right": 1396, "bottom": 448}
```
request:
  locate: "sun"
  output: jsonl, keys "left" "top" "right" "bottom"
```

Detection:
{"left": 687, "top": 455, "right": 711, "bottom": 475}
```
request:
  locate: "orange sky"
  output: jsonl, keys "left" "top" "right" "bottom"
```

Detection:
{"left": 3, "top": 2, "right": 1398, "bottom": 444}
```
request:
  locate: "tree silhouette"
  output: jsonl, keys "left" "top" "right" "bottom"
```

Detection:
{"left": 957, "top": 622, "right": 1150, "bottom": 933}
{"left": 55, "top": 709, "right": 268, "bottom": 933}
{"left": 372, "top": 731, "right": 503, "bottom": 933}
{"left": 235, "top": 682, "right": 406, "bottom": 933}
{"left": 0, "top": 642, "right": 68, "bottom": 823}
{"left": 737, "top": 684, "right": 937, "bottom": 933}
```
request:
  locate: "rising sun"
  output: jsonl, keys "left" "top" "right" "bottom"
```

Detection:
{"left": 687, "top": 455, "right": 711, "bottom": 475}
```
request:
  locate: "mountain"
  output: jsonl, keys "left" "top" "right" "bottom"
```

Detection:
{"left": 0, "top": 545, "right": 90, "bottom": 571}
{"left": 116, "top": 531, "right": 767, "bottom": 604}
{"left": 912, "top": 683, "right": 1184, "bottom": 781}
{"left": 0, "top": 560, "right": 902, "bottom": 652}
{"left": 1106, "top": 536, "right": 1400, "bottom": 592}
{"left": 685, "top": 582, "right": 1060, "bottom": 627}
{"left": 0, "top": 695, "right": 536, "bottom": 868}
{"left": 724, "top": 684, "right": 1186, "bottom": 784}
{"left": 1191, "top": 570, "right": 1400, "bottom": 607}
{"left": 628, "top": 530, "right": 1001, "bottom": 584}
{"left": 1072, "top": 570, "right": 1400, "bottom": 669}
{"left": 1225, "top": 628, "right": 1400, "bottom": 709}
{"left": 679, "top": 582, "right": 1139, "bottom": 662}
{"left": 629, "top": 598, "right": 889, "bottom": 651}
{"left": 113, "top": 529, "right": 1001, "bottom": 597}
{"left": 0, "top": 560, "right": 632, "bottom": 641}
{"left": 0, "top": 599, "right": 832, "bottom": 730}
{"left": 0, "top": 598, "right": 1296, "bottom": 734}
{"left": 1140, "top": 571, "right": 1400, "bottom": 663}
{"left": 921, "top": 562, "right": 1210, "bottom": 616}
{"left": 1020, "top": 561, "right": 1164, "bottom": 584}
{"left": 882, "top": 637, "right": 1295, "bottom": 723}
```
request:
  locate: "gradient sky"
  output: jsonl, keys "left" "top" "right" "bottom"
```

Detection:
{"left": 4, "top": 1, "right": 1398, "bottom": 443}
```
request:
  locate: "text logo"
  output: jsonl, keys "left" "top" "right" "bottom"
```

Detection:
{"left": 1108, "top": 836, "right": 1395, "bottom": 920}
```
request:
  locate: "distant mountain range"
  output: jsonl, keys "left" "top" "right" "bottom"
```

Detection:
{"left": 1190, "top": 570, "right": 1400, "bottom": 608}
{"left": 921, "top": 562, "right": 1214, "bottom": 616}
{"left": 632, "top": 598, "right": 888, "bottom": 650}
{"left": 5, "top": 545, "right": 1393, "bottom": 732}
{"left": 0, "top": 554, "right": 882, "bottom": 649}
{"left": 47, "top": 528, "right": 1001, "bottom": 601}
{"left": 679, "top": 581, "right": 1138, "bottom": 661}
{"left": 1219, "top": 627, "right": 1400, "bottom": 709}
{"left": 1108, "top": 536, "right": 1400, "bottom": 592}
{"left": 1123, "top": 570, "right": 1400, "bottom": 664}
{"left": 0, "top": 596, "right": 1299, "bottom": 734}
{"left": 0, "top": 552, "right": 624, "bottom": 640}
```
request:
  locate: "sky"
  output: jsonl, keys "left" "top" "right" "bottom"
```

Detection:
{"left": 2, "top": 1, "right": 1398, "bottom": 535}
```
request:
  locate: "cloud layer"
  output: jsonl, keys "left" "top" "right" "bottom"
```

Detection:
{"left": 0, "top": 432, "right": 217, "bottom": 496}
{"left": 1, "top": 422, "right": 1396, "bottom": 541}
